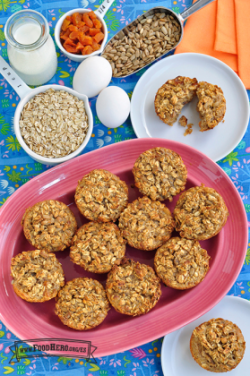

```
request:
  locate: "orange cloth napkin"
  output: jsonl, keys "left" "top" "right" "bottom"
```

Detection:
{"left": 175, "top": 0, "right": 250, "bottom": 89}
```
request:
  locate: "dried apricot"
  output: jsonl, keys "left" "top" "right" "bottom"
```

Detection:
{"left": 72, "top": 13, "right": 82, "bottom": 26}
{"left": 61, "top": 18, "right": 71, "bottom": 31}
{"left": 82, "top": 45, "right": 93, "bottom": 55}
{"left": 94, "top": 32, "right": 104, "bottom": 43}
{"left": 83, "top": 13, "right": 93, "bottom": 28}
{"left": 93, "top": 19, "right": 102, "bottom": 29}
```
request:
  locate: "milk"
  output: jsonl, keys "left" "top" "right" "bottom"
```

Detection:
{"left": 7, "top": 21, "right": 57, "bottom": 86}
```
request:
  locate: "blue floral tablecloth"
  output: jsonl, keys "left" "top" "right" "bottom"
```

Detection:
{"left": 0, "top": 0, "right": 250, "bottom": 375}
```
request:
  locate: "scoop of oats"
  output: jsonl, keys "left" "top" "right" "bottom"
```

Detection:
{"left": 119, "top": 196, "right": 175, "bottom": 250}
{"left": 196, "top": 81, "right": 226, "bottom": 132}
{"left": 70, "top": 222, "right": 126, "bottom": 273}
{"left": 11, "top": 249, "right": 65, "bottom": 302}
{"left": 154, "top": 76, "right": 198, "bottom": 126}
{"left": 154, "top": 237, "right": 210, "bottom": 289}
{"left": 173, "top": 185, "right": 229, "bottom": 240}
{"left": 106, "top": 258, "right": 161, "bottom": 316}
{"left": 190, "top": 318, "right": 246, "bottom": 373}
{"left": 132, "top": 147, "right": 187, "bottom": 202}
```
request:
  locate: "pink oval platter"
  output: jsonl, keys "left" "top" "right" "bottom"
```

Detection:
{"left": 0, "top": 138, "right": 248, "bottom": 357}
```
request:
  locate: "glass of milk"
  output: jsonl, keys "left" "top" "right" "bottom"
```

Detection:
{"left": 4, "top": 10, "right": 58, "bottom": 86}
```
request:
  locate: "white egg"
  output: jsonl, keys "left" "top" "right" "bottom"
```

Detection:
{"left": 73, "top": 56, "right": 112, "bottom": 98}
{"left": 96, "top": 86, "right": 130, "bottom": 128}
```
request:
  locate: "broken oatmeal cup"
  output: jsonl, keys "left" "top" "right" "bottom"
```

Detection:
{"left": 154, "top": 76, "right": 198, "bottom": 126}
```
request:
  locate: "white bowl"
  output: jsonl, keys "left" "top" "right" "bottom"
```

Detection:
{"left": 54, "top": 8, "right": 108, "bottom": 63}
{"left": 14, "top": 84, "right": 93, "bottom": 166}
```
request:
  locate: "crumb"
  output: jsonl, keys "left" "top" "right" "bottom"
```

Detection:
{"left": 184, "top": 123, "right": 193, "bottom": 136}
{"left": 179, "top": 115, "right": 188, "bottom": 127}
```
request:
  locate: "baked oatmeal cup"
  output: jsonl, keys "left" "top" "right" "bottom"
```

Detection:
{"left": 70, "top": 222, "right": 126, "bottom": 273}
{"left": 196, "top": 81, "right": 226, "bottom": 132}
{"left": 55, "top": 278, "right": 110, "bottom": 330}
{"left": 22, "top": 200, "right": 77, "bottom": 252}
{"left": 106, "top": 258, "right": 161, "bottom": 316}
{"left": 173, "top": 185, "right": 229, "bottom": 240}
{"left": 190, "top": 318, "right": 246, "bottom": 373}
{"left": 118, "top": 196, "right": 175, "bottom": 251}
{"left": 154, "top": 76, "right": 198, "bottom": 126}
{"left": 132, "top": 147, "right": 187, "bottom": 202}
{"left": 154, "top": 237, "right": 210, "bottom": 290}
{"left": 75, "top": 169, "right": 128, "bottom": 223}
{"left": 11, "top": 249, "right": 65, "bottom": 303}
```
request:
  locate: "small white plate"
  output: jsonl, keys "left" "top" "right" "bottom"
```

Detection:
{"left": 161, "top": 296, "right": 250, "bottom": 376}
{"left": 130, "top": 53, "right": 250, "bottom": 162}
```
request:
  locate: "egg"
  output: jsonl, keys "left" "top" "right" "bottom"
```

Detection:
{"left": 73, "top": 56, "right": 112, "bottom": 98}
{"left": 96, "top": 86, "right": 131, "bottom": 128}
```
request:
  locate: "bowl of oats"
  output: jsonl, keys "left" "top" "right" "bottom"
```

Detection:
{"left": 14, "top": 84, "right": 93, "bottom": 166}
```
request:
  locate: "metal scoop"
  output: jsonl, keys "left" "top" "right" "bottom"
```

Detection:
{"left": 102, "top": 0, "right": 215, "bottom": 78}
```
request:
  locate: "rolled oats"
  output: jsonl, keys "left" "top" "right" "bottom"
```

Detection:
{"left": 75, "top": 169, "right": 128, "bottom": 223}
{"left": 173, "top": 185, "right": 229, "bottom": 240}
{"left": 106, "top": 258, "right": 161, "bottom": 316}
{"left": 19, "top": 89, "right": 89, "bottom": 158}
{"left": 118, "top": 196, "right": 175, "bottom": 250}
{"left": 154, "top": 76, "right": 198, "bottom": 126}
{"left": 190, "top": 318, "right": 246, "bottom": 372}
{"left": 132, "top": 147, "right": 187, "bottom": 202}
{"left": 22, "top": 200, "right": 77, "bottom": 252}
{"left": 11, "top": 249, "right": 65, "bottom": 302}
{"left": 55, "top": 278, "right": 110, "bottom": 330}
{"left": 70, "top": 222, "right": 126, "bottom": 273}
{"left": 196, "top": 82, "right": 226, "bottom": 132}
{"left": 102, "top": 11, "right": 181, "bottom": 77}
{"left": 154, "top": 237, "right": 210, "bottom": 289}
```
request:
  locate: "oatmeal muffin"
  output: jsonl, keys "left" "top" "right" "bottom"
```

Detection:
{"left": 22, "top": 200, "right": 77, "bottom": 252}
{"left": 106, "top": 258, "right": 161, "bottom": 316}
{"left": 196, "top": 81, "right": 226, "bottom": 132}
{"left": 132, "top": 147, "right": 187, "bottom": 202}
{"left": 75, "top": 169, "right": 128, "bottom": 223}
{"left": 119, "top": 196, "right": 175, "bottom": 251}
{"left": 55, "top": 278, "right": 110, "bottom": 330}
{"left": 11, "top": 249, "right": 65, "bottom": 303}
{"left": 190, "top": 318, "right": 246, "bottom": 373}
{"left": 154, "top": 76, "right": 198, "bottom": 125}
{"left": 154, "top": 237, "right": 210, "bottom": 290}
{"left": 173, "top": 185, "right": 229, "bottom": 240}
{"left": 70, "top": 222, "right": 126, "bottom": 273}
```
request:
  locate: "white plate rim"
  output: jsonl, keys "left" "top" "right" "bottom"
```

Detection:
{"left": 130, "top": 52, "right": 250, "bottom": 162}
{"left": 161, "top": 295, "right": 250, "bottom": 376}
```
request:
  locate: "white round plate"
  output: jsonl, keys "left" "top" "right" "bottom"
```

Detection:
{"left": 130, "top": 53, "right": 250, "bottom": 162}
{"left": 161, "top": 296, "right": 250, "bottom": 376}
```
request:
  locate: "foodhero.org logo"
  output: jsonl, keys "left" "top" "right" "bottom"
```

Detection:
{"left": 9, "top": 338, "right": 97, "bottom": 364}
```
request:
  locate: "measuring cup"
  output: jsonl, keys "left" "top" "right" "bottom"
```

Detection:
{"left": 102, "top": 0, "right": 215, "bottom": 78}
{"left": 54, "top": 0, "right": 115, "bottom": 63}
{"left": 0, "top": 56, "right": 93, "bottom": 166}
